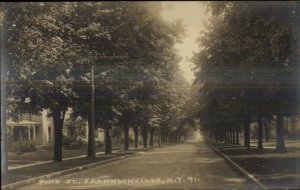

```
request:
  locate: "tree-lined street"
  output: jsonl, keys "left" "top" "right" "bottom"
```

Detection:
{"left": 18, "top": 141, "right": 258, "bottom": 190}
{"left": 1, "top": 2, "right": 300, "bottom": 189}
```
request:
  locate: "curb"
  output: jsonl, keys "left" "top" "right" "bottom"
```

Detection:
{"left": 206, "top": 142, "right": 268, "bottom": 190}
{"left": 2, "top": 146, "right": 166, "bottom": 190}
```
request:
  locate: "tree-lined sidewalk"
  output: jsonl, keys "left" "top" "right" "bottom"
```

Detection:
{"left": 209, "top": 139, "right": 300, "bottom": 189}
{"left": 8, "top": 146, "right": 121, "bottom": 170}
{"left": 3, "top": 145, "right": 164, "bottom": 186}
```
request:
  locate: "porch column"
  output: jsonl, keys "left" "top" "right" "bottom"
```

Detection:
{"left": 33, "top": 125, "right": 36, "bottom": 140}
{"left": 28, "top": 126, "right": 31, "bottom": 140}
{"left": 11, "top": 126, "right": 14, "bottom": 135}
{"left": 98, "top": 128, "right": 101, "bottom": 141}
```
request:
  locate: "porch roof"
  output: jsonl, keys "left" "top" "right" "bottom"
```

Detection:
{"left": 6, "top": 120, "right": 40, "bottom": 127}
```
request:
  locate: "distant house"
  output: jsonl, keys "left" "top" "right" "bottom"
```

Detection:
{"left": 7, "top": 109, "right": 53, "bottom": 145}
{"left": 7, "top": 108, "right": 139, "bottom": 147}
{"left": 6, "top": 108, "right": 107, "bottom": 146}
{"left": 250, "top": 115, "right": 300, "bottom": 139}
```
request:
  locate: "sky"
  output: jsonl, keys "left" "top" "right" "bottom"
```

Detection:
{"left": 160, "top": 2, "right": 210, "bottom": 84}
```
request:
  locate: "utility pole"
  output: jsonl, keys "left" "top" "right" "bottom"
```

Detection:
{"left": 88, "top": 63, "right": 96, "bottom": 159}
{"left": 88, "top": 56, "right": 129, "bottom": 159}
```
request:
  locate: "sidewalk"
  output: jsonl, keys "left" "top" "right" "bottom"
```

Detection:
{"left": 8, "top": 147, "right": 122, "bottom": 170}
{"left": 210, "top": 139, "right": 300, "bottom": 189}
{"left": 250, "top": 139, "right": 300, "bottom": 150}
{"left": 7, "top": 145, "right": 124, "bottom": 169}
{"left": 3, "top": 145, "right": 165, "bottom": 186}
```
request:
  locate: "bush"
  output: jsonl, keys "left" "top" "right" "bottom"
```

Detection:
{"left": 13, "top": 140, "right": 36, "bottom": 153}
{"left": 43, "top": 143, "right": 53, "bottom": 151}
{"left": 8, "top": 140, "right": 14, "bottom": 152}
{"left": 63, "top": 137, "right": 86, "bottom": 150}
{"left": 96, "top": 140, "right": 103, "bottom": 148}
{"left": 62, "top": 137, "right": 73, "bottom": 149}
{"left": 119, "top": 137, "right": 134, "bottom": 144}
{"left": 69, "top": 139, "right": 86, "bottom": 150}
{"left": 129, "top": 137, "right": 134, "bottom": 144}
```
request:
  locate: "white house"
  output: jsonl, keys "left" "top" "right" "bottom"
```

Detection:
{"left": 6, "top": 109, "right": 54, "bottom": 145}
{"left": 6, "top": 108, "right": 140, "bottom": 146}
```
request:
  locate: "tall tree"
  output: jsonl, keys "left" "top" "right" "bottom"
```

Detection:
{"left": 5, "top": 3, "right": 79, "bottom": 162}
{"left": 72, "top": 2, "right": 184, "bottom": 154}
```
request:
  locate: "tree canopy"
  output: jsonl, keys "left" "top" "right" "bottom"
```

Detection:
{"left": 2, "top": 2, "right": 189, "bottom": 162}
{"left": 193, "top": 1, "right": 300, "bottom": 151}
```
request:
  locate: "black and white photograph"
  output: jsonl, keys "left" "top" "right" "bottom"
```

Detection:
{"left": 1, "top": 1, "right": 300, "bottom": 189}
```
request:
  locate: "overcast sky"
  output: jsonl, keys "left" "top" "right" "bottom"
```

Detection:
{"left": 160, "top": 1, "right": 209, "bottom": 84}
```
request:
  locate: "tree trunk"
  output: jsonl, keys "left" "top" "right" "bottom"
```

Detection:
{"left": 52, "top": 109, "right": 66, "bottom": 162}
{"left": 232, "top": 130, "right": 236, "bottom": 144}
{"left": 291, "top": 116, "right": 297, "bottom": 139}
{"left": 161, "top": 129, "right": 165, "bottom": 143}
{"left": 244, "top": 116, "right": 250, "bottom": 150}
{"left": 235, "top": 130, "right": 239, "bottom": 145}
{"left": 124, "top": 126, "right": 129, "bottom": 151}
{"left": 258, "top": 115, "right": 263, "bottom": 149}
{"left": 142, "top": 125, "right": 148, "bottom": 148}
{"left": 276, "top": 114, "right": 287, "bottom": 152}
{"left": 133, "top": 126, "right": 139, "bottom": 149}
{"left": 149, "top": 127, "right": 154, "bottom": 147}
{"left": 215, "top": 132, "right": 219, "bottom": 142}
{"left": 158, "top": 127, "right": 162, "bottom": 147}
{"left": 105, "top": 126, "right": 112, "bottom": 154}
{"left": 265, "top": 120, "right": 269, "bottom": 142}
{"left": 229, "top": 130, "right": 233, "bottom": 144}
{"left": 87, "top": 115, "right": 95, "bottom": 158}
{"left": 220, "top": 131, "right": 224, "bottom": 142}
{"left": 224, "top": 127, "right": 229, "bottom": 144}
